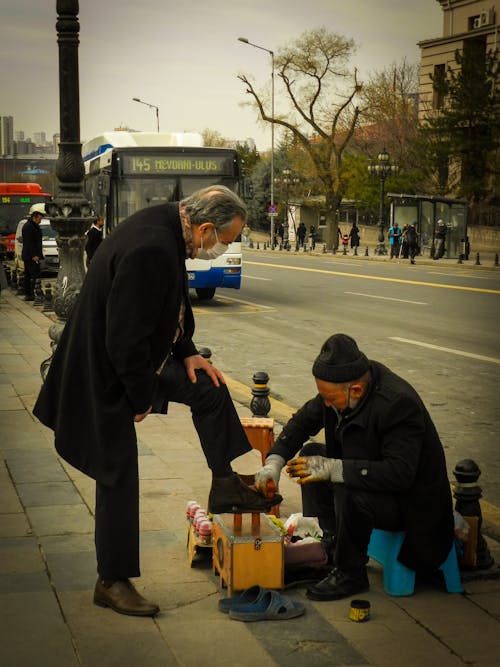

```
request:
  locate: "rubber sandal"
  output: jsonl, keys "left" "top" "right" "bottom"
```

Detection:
{"left": 228, "top": 589, "right": 305, "bottom": 622}
{"left": 218, "top": 585, "right": 268, "bottom": 614}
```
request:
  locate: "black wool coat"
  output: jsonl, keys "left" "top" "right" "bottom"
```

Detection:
{"left": 21, "top": 218, "right": 43, "bottom": 261}
{"left": 270, "top": 361, "right": 455, "bottom": 571}
{"left": 33, "top": 203, "right": 197, "bottom": 486}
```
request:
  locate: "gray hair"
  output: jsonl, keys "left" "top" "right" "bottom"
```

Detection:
{"left": 181, "top": 185, "right": 247, "bottom": 230}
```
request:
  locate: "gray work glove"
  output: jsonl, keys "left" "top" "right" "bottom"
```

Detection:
{"left": 254, "top": 454, "right": 286, "bottom": 493}
{"left": 286, "top": 455, "right": 344, "bottom": 484}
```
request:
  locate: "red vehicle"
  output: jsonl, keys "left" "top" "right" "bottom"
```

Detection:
{"left": 0, "top": 183, "right": 52, "bottom": 258}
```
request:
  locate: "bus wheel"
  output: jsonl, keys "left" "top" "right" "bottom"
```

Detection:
{"left": 196, "top": 287, "right": 216, "bottom": 300}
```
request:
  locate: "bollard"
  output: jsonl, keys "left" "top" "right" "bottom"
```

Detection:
{"left": 457, "top": 254, "right": 463, "bottom": 264}
{"left": 342, "top": 245, "right": 347, "bottom": 255}
{"left": 494, "top": 253, "right": 499, "bottom": 267}
{"left": 250, "top": 371, "right": 271, "bottom": 417}
{"left": 42, "top": 283, "right": 54, "bottom": 313}
{"left": 256, "top": 242, "right": 260, "bottom": 250}
{"left": 354, "top": 246, "right": 358, "bottom": 256}
{"left": 365, "top": 246, "right": 369, "bottom": 256}
{"left": 453, "top": 459, "right": 494, "bottom": 570}
{"left": 33, "top": 279, "right": 44, "bottom": 306}
{"left": 198, "top": 346, "right": 212, "bottom": 364}
{"left": 475, "top": 252, "right": 481, "bottom": 266}
{"left": 10, "top": 268, "right": 18, "bottom": 291}
{"left": 4, "top": 264, "right": 11, "bottom": 286}
{"left": 322, "top": 244, "right": 326, "bottom": 254}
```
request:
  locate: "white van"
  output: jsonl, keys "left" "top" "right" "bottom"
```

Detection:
{"left": 14, "top": 218, "right": 60, "bottom": 274}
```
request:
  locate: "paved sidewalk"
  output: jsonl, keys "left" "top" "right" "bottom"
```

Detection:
{"left": 1, "top": 288, "right": 500, "bottom": 667}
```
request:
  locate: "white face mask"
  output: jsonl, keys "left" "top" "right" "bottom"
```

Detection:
{"left": 197, "top": 228, "right": 228, "bottom": 260}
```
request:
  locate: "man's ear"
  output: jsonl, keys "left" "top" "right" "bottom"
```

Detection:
{"left": 350, "top": 383, "right": 364, "bottom": 398}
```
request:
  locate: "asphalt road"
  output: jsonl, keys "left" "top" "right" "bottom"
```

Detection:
{"left": 191, "top": 250, "right": 500, "bottom": 507}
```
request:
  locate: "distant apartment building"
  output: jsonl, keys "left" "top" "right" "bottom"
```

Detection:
{"left": 418, "top": 0, "right": 498, "bottom": 118}
{"left": 0, "top": 116, "right": 14, "bottom": 156}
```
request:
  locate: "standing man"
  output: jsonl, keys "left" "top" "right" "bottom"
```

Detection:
{"left": 21, "top": 203, "right": 45, "bottom": 300}
{"left": 85, "top": 214, "right": 104, "bottom": 266}
{"left": 33, "top": 185, "right": 280, "bottom": 617}
{"left": 388, "top": 222, "right": 401, "bottom": 259}
{"left": 433, "top": 219, "right": 447, "bottom": 260}
{"left": 254, "top": 333, "right": 454, "bottom": 601}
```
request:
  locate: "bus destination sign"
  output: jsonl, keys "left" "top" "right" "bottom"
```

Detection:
{"left": 122, "top": 154, "right": 234, "bottom": 176}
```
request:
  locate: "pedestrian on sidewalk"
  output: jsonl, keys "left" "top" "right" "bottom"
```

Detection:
{"left": 85, "top": 214, "right": 105, "bottom": 266}
{"left": 254, "top": 333, "right": 454, "bottom": 601}
{"left": 21, "top": 203, "right": 45, "bottom": 300}
{"left": 406, "top": 222, "right": 419, "bottom": 264}
{"left": 33, "top": 185, "right": 280, "bottom": 618}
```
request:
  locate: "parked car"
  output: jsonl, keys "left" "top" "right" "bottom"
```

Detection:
{"left": 14, "top": 218, "right": 60, "bottom": 274}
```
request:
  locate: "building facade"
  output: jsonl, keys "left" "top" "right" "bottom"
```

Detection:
{"left": 0, "top": 116, "right": 14, "bottom": 156}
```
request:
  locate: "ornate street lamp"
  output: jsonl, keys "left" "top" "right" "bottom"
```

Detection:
{"left": 238, "top": 37, "right": 275, "bottom": 248}
{"left": 132, "top": 97, "right": 160, "bottom": 133}
{"left": 368, "top": 148, "right": 398, "bottom": 256}
{"left": 41, "top": 0, "right": 96, "bottom": 378}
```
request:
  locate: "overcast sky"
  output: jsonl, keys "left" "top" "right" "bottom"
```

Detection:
{"left": 1, "top": 0, "right": 443, "bottom": 151}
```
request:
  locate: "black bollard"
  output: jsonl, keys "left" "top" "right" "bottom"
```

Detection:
{"left": 342, "top": 245, "right": 347, "bottom": 255}
{"left": 494, "top": 253, "right": 499, "bottom": 267}
{"left": 4, "top": 264, "right": 11, "bottom": 286}
{"left": 475, "top": 252, "right": 481, "bottom": 266}
{"left": 322, "top": 244, "right": 326, "bottom": 254}
{"left": 42, "top": 283, "right": 54, "bottom": 313}
{"left": 453, "top": 459, "right": 494, "bottom": 570}
{"left": 33, "top": 279, "right": 44, "bottom": 306}
{"left": 250, "top": 371, "right": 271, "bottom": 417}
{"left": 354, "top": 246, "right": 358, "bottom": 256}
{"left": 256, "top": 242, "right": 260, "bottom": 250}
{"left": 365, "top": 246, "right": 369, "bottom": 256}
{"left": 457, "top": 254, "right": 463, "bottom": 264}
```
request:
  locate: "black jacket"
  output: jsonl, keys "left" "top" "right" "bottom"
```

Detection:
{"left": 33, "top": 203, "right": 197, "bottom": 486}
{"left": 21, "top": 218, "right": 43, "bottom": 262}
{"left": 270, "top": 361, "right": 454, "bottom": 571}
{"left": 85, "top": 225, "right": 103, "bottom": 263}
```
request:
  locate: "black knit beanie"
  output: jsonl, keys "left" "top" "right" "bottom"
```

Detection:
{"left": 312, "top": 334, "right": 369, "bottom": 383}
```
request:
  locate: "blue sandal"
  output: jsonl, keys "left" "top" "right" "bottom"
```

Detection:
{"left": 218, "top": 585, "right": 267, "bottom": 614}
{"left": 228, "top": 589, "right": 305, "bottom": 622}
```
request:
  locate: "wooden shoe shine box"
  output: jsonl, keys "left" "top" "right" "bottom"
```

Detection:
{"left": 212, "top": 513, "right": 284, "bottom": 595}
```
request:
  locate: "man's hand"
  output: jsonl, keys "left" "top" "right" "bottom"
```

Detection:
{"left": 134, "top": 406, "right": 152, "bottom": 423}
{"left": 183, "top": 354, "right": 225, "bottom": 387}
{"left": 254, "top": 454, "right": 285, "bottom": 494}
{"left": 286, "top": 455, "right": 344, "bottom": 485}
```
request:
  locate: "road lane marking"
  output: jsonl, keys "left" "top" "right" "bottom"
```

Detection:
{"left": 345, "top": 291, "right": 427, "bottom": 305}
{"left": 390, "top": 337, "right": 500, "bottom": 365}
{"left": 245, "top": 260, "right": 500, "bottom": 295}
{"left": 243, "top": 275, "right": 272, "bottom": 281}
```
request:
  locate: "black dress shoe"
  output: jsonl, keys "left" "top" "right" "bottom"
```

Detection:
{"left": 306, "top": 567, "right": 369, "bottom": 601}
{"left": 93, "top": 578, "right": 159, "bottom": 617}
{"left": 208, "top": 472, "right": 282, "bottom": 514}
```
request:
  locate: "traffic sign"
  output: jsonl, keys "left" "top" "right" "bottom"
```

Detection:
{"left": 268, "top": 204, "right": 278, "bottom": 216}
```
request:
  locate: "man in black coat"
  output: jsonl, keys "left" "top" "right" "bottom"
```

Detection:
{"left": 21, "top": 203, "right": 45, "bottom": 300}
{"left": 255, "top": 333, "right": 454, "bottom": 600}
{"left": 33, "top": 185, "right": 280, "bottom": 617}
{"left": 84, "top": 214, "right": 104, "bottom": 266}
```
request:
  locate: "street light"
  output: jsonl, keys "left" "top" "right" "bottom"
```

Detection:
{"left": 368, "top": 148, "right": 399, "bottom": 255}
{"left": 132, "top": 97, "right": 160, "bottom": 133}
{"left": 238, "top": 36, "right": 275, "bottom": 248}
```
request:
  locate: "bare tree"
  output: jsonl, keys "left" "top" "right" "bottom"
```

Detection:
{"left": 238, "top": 28, "right": 361, "bottom": 249}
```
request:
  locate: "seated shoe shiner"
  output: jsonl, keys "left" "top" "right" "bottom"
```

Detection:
{"left": 33, "top": 186, "right": 280, "bottom": 618}
{"left": 254, "top": 333, "right": 455, "bottom": 601}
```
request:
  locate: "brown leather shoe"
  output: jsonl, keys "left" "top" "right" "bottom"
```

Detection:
{"left": 93, "top": 578, "right": 159, "bottom": 617}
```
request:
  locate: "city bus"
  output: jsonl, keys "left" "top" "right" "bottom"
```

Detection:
{"left": 0, "top": 182, "right": 52, "bottom": 257}
{"left": 82, "top": 131, "right": 242, "bottom": 300}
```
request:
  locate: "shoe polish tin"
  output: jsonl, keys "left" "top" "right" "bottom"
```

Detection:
{"left": 349, "top": 599, "right": 370, "bottom": 622}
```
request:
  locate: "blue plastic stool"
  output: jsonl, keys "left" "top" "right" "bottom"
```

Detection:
{"left": 367, "top": 529, "right": 463, "bottom": 596}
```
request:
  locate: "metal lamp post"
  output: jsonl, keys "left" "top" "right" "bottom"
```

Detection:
{"left": 132, "top": 97, "right": 160, "bottom": 133}
{"left": 368, "top": 148, "right": 398, "bottom": 256}
{"left": 238, "top": 36, "right": 275, "bottom": 248}
{"left": 41, "top": 0, "right": 96, "bottom": 378}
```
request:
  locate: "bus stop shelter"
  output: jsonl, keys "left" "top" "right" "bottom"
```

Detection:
{"left": 388, "top": 193, "right": 469, "bottom": 259}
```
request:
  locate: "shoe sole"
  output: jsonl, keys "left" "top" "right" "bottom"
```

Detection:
{"left": 210, "top": 494, "right": 282, "bottom": 514}
{"left": 306, "top": 584, "right": 369, "bottom": 601}
{"left": 93, "top": 595, "right": 159, "bottom": 617}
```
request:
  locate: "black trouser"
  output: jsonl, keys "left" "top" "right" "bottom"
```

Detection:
{"left": 23, "top": 259, "right": 40, "bottom": 297}
{"left": 94, "top": 358, "right": 252, "bottom": 580}
{"left": 300, "top": 442, "right": 403, "bottom": 575}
